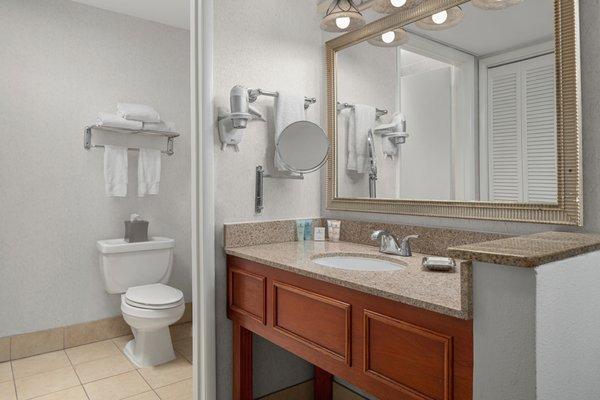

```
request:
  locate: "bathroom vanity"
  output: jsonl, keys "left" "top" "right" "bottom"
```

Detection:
{"left": 226, "top": 240, "right": 474, "bottom": 400}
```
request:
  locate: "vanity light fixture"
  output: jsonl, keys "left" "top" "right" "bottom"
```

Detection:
{"left": 372, "top": 0, "right": 419, "bottom": 14}
{"left": 472, "top": 0, "right": 522, "bottom": 10}
{"left": 415, "top": 6, "right": 463, "bottom": 31}
{"left": 321, "top": 0, "right": 365, "bottom": 32}
{"left": 368, "top": 28, "right": 409, "bottom": 47}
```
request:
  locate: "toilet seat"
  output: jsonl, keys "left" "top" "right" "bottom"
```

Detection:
{"left": 125, "top": 283, "right": 184, "bottom": 310}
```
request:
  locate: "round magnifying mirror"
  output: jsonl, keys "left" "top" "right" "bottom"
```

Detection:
{"left": 276, "top": 121, "right": 329, "bottom": 174}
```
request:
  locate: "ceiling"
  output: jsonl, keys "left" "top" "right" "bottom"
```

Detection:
{"left": 71, "top": 0, "right": 190, "bottom": 30}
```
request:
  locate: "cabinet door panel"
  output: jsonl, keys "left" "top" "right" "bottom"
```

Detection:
{"left": 228, "top": 268, "right": 266, "bottom": 324}
{"left": 273, "top": 281, "right": 351, "bottom": 365}
{"left": 364, "top": 310, "right": 452, "bottom": 400}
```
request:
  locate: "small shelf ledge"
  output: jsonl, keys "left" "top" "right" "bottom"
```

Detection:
{"left": 84, "top": 125, "right": 180, "bottom": 156}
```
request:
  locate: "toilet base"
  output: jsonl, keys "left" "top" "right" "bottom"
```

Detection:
{"left": 124, "top": 326, "right": 176, "bottom": 367}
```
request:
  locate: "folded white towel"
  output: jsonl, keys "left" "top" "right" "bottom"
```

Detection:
{"left": 275, "top": 91, "right": 306, "bottom": 171}
{"left": 96, "top": 113, "right": 142, "bottom": 130}
{"left": 138, "top": 148, "right": 161, "bottom": 197}
{"left": 117, "top": 103, "right": 161, "bottom": 123}
{"left": 104, "top": 145, "right": 128, "bottom": 197}
{"left": 351, "top": 104, "right": 376, "bottom": 173}
{"left": 142, "top": 121, "right": 176, "bottom": 133}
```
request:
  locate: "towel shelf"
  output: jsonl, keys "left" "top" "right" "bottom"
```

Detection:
{"left": 84, "top": 125, "right": 180, "bottom": 156}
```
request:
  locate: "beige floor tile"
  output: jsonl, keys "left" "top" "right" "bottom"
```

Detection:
{"left": 173, "top": 338, "right": 192, "bottom": 363}
{"left": 65, "top": 316, "right": 131, "bottom": 348}
{"left": 169, "top": 323, "right": 192, "bottom": 342}
{"left": 83, "top": 371, "right": 150, "bottom": 400}
{"left": 0, "top": 338, "right": 9, "bottom": 363}
{"left": 66, "top": 340, "right": 121, "bottom": 365}
{"left": 333, "top": 382, "right": 366, "bottom": 400}
{"left": 0, "top": 381, "right": 16, "bottom": 400}
{"left": 125, "top": 391, "right": 160, "bottom": 400}
{"left": 33, "top": 386, "right": 88, "bottom": 400}
{"left": 14, "top": 366, "right": 79, "bottom": 400}
{"left": 112, "top": 335, "right": 134, "bottom": 353}
{"left": 11, "top": 350, "right": 71, "bottom": 379}
{"left": 74, "top": 353, "right": 135, "bottom": 384}
{"left": 10, "top": 328, "right": 64, "bottom": 360}
{"left": 155, "top": 378, "right": 192, "bottom": 400}
{"left": 138, "top": 357, "right": 192, "bottom": 389}
{"left": 0, "top": 362, "right": 12, "bottom": 384}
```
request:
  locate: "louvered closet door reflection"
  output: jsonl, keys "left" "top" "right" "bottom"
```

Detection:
{"left": 487, "top": 53, "right": 556, "bottom": 203}
{"left": 521, "top": 53, "right": 557, "bottom": 203}
{"left": 488, "top": 62, "right": 522, "bottom": 202}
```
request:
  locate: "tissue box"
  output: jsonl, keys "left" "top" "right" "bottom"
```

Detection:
{"left": 124, "top": 220, "right": 149, "bottom": 243}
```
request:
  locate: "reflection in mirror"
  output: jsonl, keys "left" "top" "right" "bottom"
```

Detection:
{"left": 277, "top": 121, "right": 330, "bottom": 174}
{"left": 336, "top": 0, "right": 556, "bottom": 204}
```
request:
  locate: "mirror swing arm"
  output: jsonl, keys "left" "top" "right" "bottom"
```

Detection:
{"left": 255, "top": 166, "right": 304, "bottom": 214}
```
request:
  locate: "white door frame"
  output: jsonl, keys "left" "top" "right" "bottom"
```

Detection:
{"left": 191, "top": 0, "right": 216, "bottom": 399}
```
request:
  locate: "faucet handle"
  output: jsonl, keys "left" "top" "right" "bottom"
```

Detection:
{"left": 401, "top": 234, "right": 419, "bottom": 243}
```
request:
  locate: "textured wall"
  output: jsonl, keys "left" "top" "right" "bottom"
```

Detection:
{"left": 213, "top": 0, "right": 324, "bottom": 398}
{"left": 536, "top": 250, "right": 600, "bottom": 399}
{"left": 0, "top": 0, "right": 191, "bottom": 337}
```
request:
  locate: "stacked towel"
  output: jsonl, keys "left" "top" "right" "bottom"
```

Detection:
{"left": 142, "top": 121, "right": 176, "bottom": 133}
{"left": 348, "top": 105, "right": 376, "bottom": 173}
{"left": 117, "top": 103, "right": 161, "bottom": 123}
{"left": 97, "top": 112, "right": 142, "bottom": 130}
{"left": 275, "top": 91, "right": 306, "bottom": 171}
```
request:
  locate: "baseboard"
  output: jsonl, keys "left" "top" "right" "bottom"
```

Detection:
{"left": 0, "top": 302, "right": 192, "bottom": 361}
{"left": 258, "top": 379, "right": 367, "bottom": 400}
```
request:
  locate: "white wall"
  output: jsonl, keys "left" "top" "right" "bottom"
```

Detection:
{"left": 0, "top": 0, "right": 191, "bottom": 337}
{"left": 536, "top": 251, "right": 600, "bottom": 399}
{"left": 213, "top": 0, "right": 323, "bottom": 397}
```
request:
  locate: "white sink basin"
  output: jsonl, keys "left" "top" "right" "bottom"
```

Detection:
{"left": 312, "top": 256, "right": 404, "bottom": 271}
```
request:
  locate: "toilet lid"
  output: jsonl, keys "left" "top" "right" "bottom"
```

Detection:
{"left": 125, "top": 284, "right": 184, "bottom": 309}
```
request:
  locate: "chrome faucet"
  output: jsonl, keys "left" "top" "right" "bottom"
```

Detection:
{"left": 370, "top": 230, "right": 419, "bottom": 257}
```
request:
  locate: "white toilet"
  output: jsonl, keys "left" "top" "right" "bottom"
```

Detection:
{"left": 97, "top": 237, "right": 184, "bottom": 367}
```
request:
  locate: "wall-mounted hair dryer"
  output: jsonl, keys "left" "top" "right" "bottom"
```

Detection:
{"left": 229, "top": 85, "right": 263, "bottom": 129}
{"left": 218, "top": 85, "right": 264, "bottom": 151}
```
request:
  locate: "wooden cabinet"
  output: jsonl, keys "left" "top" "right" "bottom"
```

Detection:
{"left": 227, "top": 256, "right": 473, "bottom": 400}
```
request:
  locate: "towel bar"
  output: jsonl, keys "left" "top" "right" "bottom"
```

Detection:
{"left": 248, "top": 88, "right": 317, "bottom": 110}
{"left": 337, "top": 101, "right": 388, "bottom": 118}
{"left": 84, "top": 125, "right": 179, "bottom": 156}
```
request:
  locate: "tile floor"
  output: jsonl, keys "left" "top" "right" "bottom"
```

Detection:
{"left": 0, "top": 324, "right": 192, "bottom": 400}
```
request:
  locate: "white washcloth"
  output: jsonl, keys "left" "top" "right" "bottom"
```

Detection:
{"left": 142, "top": 121, "right": 176, "bottom": 133}
{"left": 382, "top": 136, "right": 398, "bottom": 159}
{"left": 351, "top": 104, "right": 376, "bottom": 173}
{"left": 117, "top": 103, "right": 161, "bottom": 123}
{"left": 138, "top": 148, "right": 161, "bottom": 197}
{"left": 96, "top": 113, "right": 142, "bottom": 130}
{"left": 275, "top": 91, "right": 306, "bottom": 171}
{"left": 104, "top": 145, "right": 128, "bottom": 197}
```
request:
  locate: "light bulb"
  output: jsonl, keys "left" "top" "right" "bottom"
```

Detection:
{"left": 431, "top": 10, "right": 448, "bottom": 24}
{"left": 381, "top": 31, "right": 396, "bottom": 43}
{"left": 391, "top": 0, "right": 407, "bottom": 7}
{"left": 335, "top": 16, "right": 351, "bottom": 29}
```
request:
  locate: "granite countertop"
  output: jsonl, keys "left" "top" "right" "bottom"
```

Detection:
{"left": 448, "top": 231, "right": 600, "bottom": 268}
{"left": 225, "top": 241, "right": 472, "bottom": 320}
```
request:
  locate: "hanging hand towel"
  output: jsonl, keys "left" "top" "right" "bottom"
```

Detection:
{"left": 97, "top": 113, "right": 142, "bottom": 130}
{"left": 338, "top": 108, "right": 356, "bottom": 170}
{"left": 352, "top": 104, "right": 376, "bottom": 173}
{"left": 382, "top": 136, "right": 398, "bottom": 159}
{"left": 142, "top": 121, "right": 176, "bottom": 133}
{"left": 117, "top": 103, "right": 161, "bottom": 123}
{"left": 104, "top": 145, "right": 128, "bottom": 197}
{"left": 138, "top": 148, "right": 162, "bottom": 197}
{"left": 275, "top": 91, "right": 306, "bottom": 171}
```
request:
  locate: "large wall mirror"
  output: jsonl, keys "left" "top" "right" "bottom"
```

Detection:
{"left": 326, "top": 0, "right": 582, "bottom": 225}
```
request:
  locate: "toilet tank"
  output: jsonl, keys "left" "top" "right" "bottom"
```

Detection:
{"left": 97, "top": 237, "right": 175, "bottom": 294}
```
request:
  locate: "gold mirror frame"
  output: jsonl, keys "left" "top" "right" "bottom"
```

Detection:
{"left": 326, "top": 0, "right": 582, "bottom": 225}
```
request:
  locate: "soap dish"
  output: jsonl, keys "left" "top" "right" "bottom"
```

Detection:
{"left": 422, "top": 256, "right": 456, "bottom": 272}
